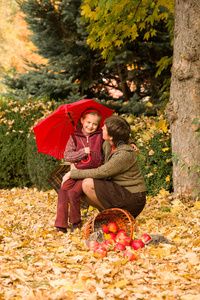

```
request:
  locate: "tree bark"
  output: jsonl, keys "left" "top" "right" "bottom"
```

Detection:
{"left": 166, "top": 0, "right": 200, "bottom": 198}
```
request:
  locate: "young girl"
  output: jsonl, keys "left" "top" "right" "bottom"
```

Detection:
{"left": 54, "top": 109, "right": 103, "bottom": 232}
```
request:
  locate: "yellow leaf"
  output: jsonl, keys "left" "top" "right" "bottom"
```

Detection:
{"left": 171, "top": 206, "right": 180, "bottom": 214}
{"left": 194, "top": 201, "right": 200, "bottom": 210}
{"left": 108, "top": 279, "right": 129, "bottom": 289}
{"left": 173, "top": 237, "right": 182, "bottom": 243}
{"left": 165, "top": 175, "right": 170, "bottom": 182}
{"left": 159, "top": 188, "right": 169, "bottom": 196}
{"left": 146, "top": 101, "right": 153, "bottom": 107}
{"left": 141, "top": 133, "right": 151, "bottom": 141}
{"left": 156, "top": 120, "right": 168, "bottom": 133}
{"left": 64, "top": 279, "right": 84, "bottom": 291}
{"left": 162, "top": 147, "right": 170, "bottom": 152}
{"left": 88, "top": 206, "right": 94, "bottom": 211}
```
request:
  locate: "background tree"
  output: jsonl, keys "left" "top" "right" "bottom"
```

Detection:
{"left": 0, "top": 0, "right": 46, "bottom": 92}
{"left": 3, "top": 0, "right": 172, "bottom": 113}
{"left": 166, "top": 0, "right": 200, "bottom": 198}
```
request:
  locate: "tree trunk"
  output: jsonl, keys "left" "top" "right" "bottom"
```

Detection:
{"left": 166, "top": 0, "right": 200, "bottom": 199}
{"left": 117, "top": 64, "right": 132, "bottom": 101}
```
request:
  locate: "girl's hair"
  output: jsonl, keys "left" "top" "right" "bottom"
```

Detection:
{"left": 76, "top": 109, "right": 101, "bottom": 129}
{"left": 104, "top": 115, "right": 130, "bottom": 147}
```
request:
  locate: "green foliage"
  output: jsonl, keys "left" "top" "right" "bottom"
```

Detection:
{"left": 27, "top": 132, "right": 60, "bottom": 191}
{"left": 128, "top": 113, "right": 172, "bottom": 196}
{"left": 0, "top": 95, "right": 61, "bottom": 189}
{"left": 3, "top": 0, "right": 173, "bottom": 110}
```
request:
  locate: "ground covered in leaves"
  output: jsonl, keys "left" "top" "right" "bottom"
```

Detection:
{"left": 0, "top": 188, "right": 199, "bottom": 300}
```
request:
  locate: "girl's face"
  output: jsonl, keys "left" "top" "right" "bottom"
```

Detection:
{"left": 81, "top": 114, "right": 100, "bottom": 134}
{"left": 102, "top": 124, "right": 113, "bottom": 142}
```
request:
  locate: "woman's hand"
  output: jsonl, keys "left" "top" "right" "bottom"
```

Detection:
{"left": 62, "top": 171, "right": 71, "bottom": 186}
{"left": 130, "top": 142, "right": 139, "bottom": 152}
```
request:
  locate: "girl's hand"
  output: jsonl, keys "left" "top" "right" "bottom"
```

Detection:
{"left": 85, "top": 147, "right": 90, "bottom": 154}
{"left": 62, "top": 171, "right": 71, "bottom": 186}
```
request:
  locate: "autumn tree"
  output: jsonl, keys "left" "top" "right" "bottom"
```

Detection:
{"left": 3, "top": 0, "right": 172, "bottom": 111}
{"left": 81, "top": 0, "right": 200, "bottom": 198}
{"left": 0, "top": 0, "right": 46, "bottom": 92}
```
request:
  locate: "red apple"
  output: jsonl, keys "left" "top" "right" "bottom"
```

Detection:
{"left": 123, "top": 249, "right": 137, "bottom": 261}
{"left": 109, "top": 232, "right": 117, "bottom": 241}
{"left": 130, "top": 239, "right": 145, "bottom": 250}
{"left": 107, "top": 222, "right": 118, "bottom": 233}
{"left": 117, "top": 229, "right": 126, "bottom": 234}
{"left": 93, "top": 246, "right": 107, "bottom": 258}
{"left": 120, "top": 239, "right": 130, "bottom": 246}
{"left": 116, "top": 231, "right": 128, "bottom": 242}
{"left": 105, "top": 238, "right": 115, "bottom": 250}
{"left": 88, "top": 241, "right": 99, "bottom": 250}
{"left": 105, "top": 238, "right": 115, "bottom": 246}
{"left": 102, "top": 224, "right": 109, "bottom": 234}
{"left": 141, "top": 233, "right": 151, "bottom": 243}
{"left": 114, "top": 243, "right": 125, "bottom": 251}
{"left": 125, "top": 236, "right": 132, "bottom": 243}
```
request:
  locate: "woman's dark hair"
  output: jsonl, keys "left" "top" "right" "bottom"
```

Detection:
{"left": 104, "top": 116, "right": 130, "bottom": 147}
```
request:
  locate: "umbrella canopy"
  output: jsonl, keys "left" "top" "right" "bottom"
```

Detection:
{"left": 33, "top": 99, "right": 114, "bottom": 159}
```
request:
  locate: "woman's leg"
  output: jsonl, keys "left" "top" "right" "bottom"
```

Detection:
{"left": 82, "top": 178, "right": 105, "bottom": 211}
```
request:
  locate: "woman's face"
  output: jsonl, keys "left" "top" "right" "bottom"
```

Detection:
{"left": 102, "top": 124, "right": 112, "bottom": 142}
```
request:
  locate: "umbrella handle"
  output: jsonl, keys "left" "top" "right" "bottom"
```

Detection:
{"left": 81, "top": 154, "right": 91, "bottom": 164}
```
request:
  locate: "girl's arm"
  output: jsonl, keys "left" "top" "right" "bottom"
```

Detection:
{"left": 64, "top": 135, "right": 87, "bottom": 162}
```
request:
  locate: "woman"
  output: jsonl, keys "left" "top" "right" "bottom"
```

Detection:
{"left": 62, "top": 115, "right": 146, "bottom": 218}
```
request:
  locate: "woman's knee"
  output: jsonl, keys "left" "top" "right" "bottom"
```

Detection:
{"left": 82, "top": 178, "right": 93, "bottom": 193}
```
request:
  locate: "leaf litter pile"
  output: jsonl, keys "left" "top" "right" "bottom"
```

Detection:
{"left": 0, "top": 188, "right": 199, "bottom": 300}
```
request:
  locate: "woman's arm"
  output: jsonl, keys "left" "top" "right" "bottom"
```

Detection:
{"left": 71, "top": 146, "right": 137, "bottom": 180}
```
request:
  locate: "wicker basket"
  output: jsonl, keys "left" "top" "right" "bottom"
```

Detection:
{"left": 84, "top": 208, "right": 137, "bottom": 240}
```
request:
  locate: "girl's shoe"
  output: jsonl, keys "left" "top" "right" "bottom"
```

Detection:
{"left": 71, "top": 221, "right": 82, "bottom": 232}
{"left": 56, "top": 227, "right": 67, "bottom": 233}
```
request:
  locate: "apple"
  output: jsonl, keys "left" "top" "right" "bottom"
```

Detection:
{"left": 109, "top": 232, "right": 117, "bottom": 241}
{"left": 88, "top": 241, "right": 99, "bottom": 250}
{"left": 107, "top": 222, "right": 118, "bottom": 233}
{"left": 93, "top": 245, "right": 107, "bottom": 258}
{"left": 125, "top": 236, "right": 132, "bottom": 244}
{"left": 123, "top": 249, "right": 137, "bottom": 261}
{"left": 102, "top": 224, "right": 109, "bottom": 234}
{"left": 141, "top": 233, "right": 151, "bottom": 243}
{"left": 105, "top": 238, "right": 115, "bottom": 246}
{"left": 120, "top": 239, "right": 130, "bottom": 246}
{"left": 117, "top": 229, "right": 126, "bottom": 234}
{"left": 105, "top": 238, "right": 115, "bottom": 250}
{"left": 114, "top": 242, "right": 125, "bottom": 251}
{"left": 116, "top": 231, "right": 128, "bottom": 242}
{"left": 130, "top": 239, "right": 145, "bottom": 250}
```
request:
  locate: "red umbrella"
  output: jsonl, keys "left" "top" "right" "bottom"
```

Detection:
{"left": 33, "top": 99, "right": 114, "bottom": 160}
